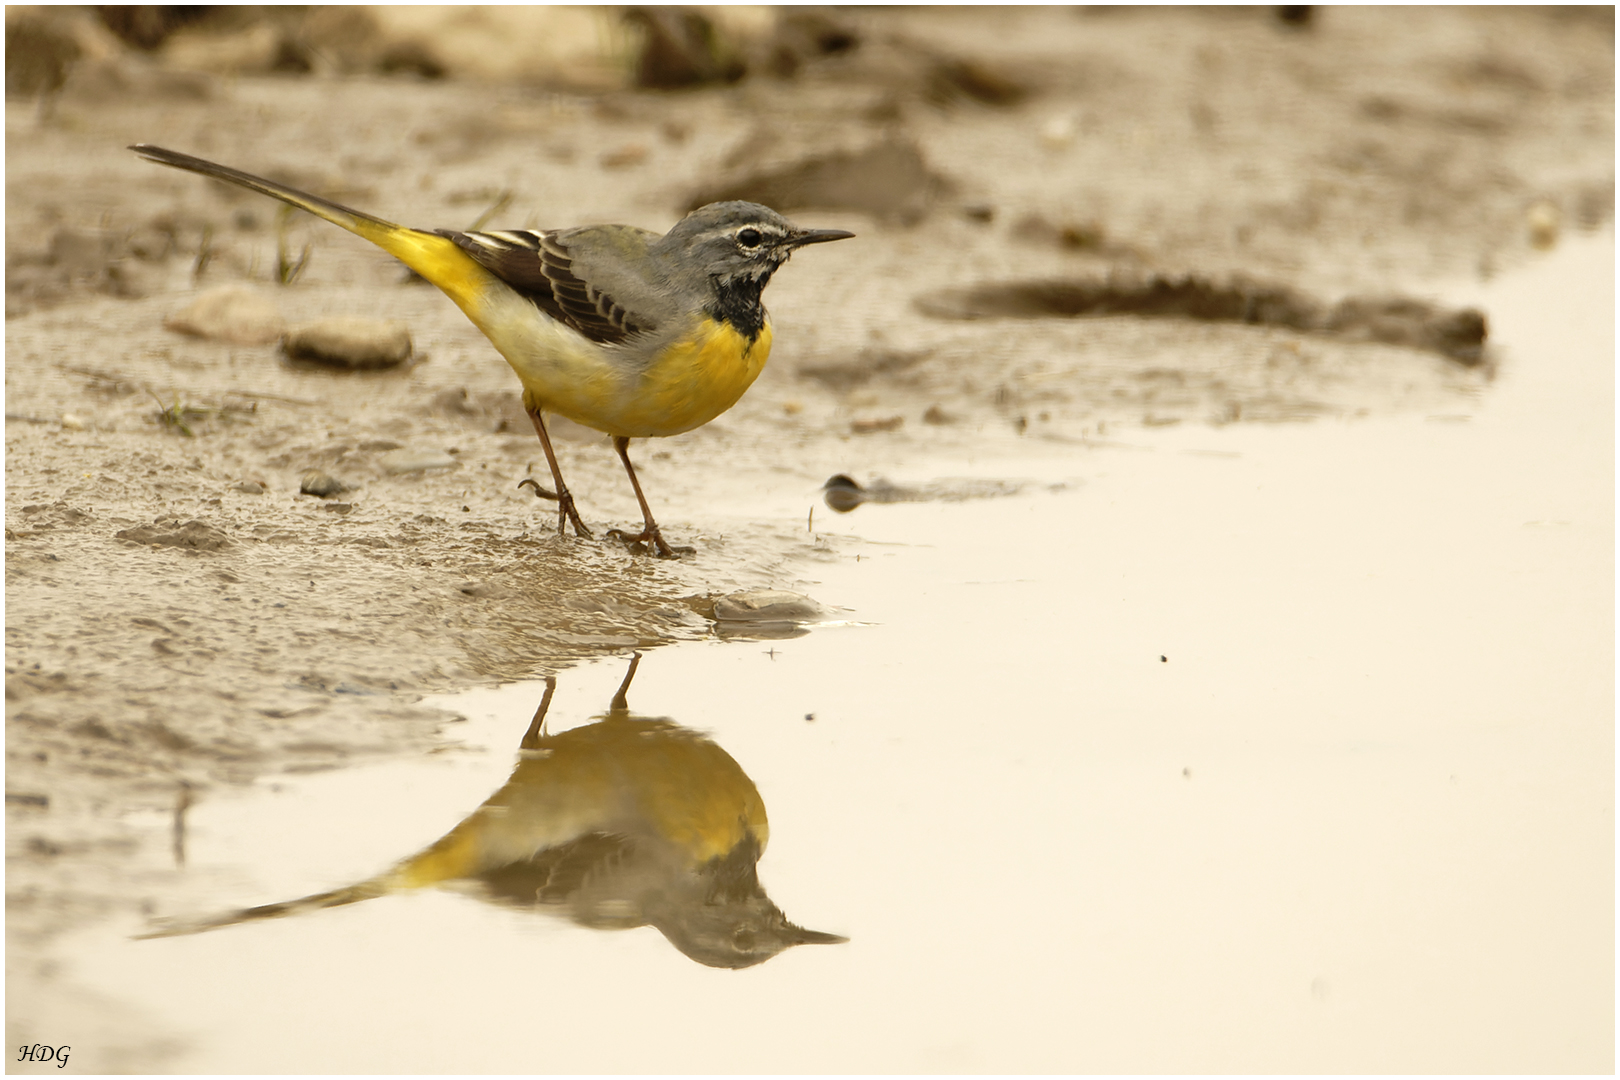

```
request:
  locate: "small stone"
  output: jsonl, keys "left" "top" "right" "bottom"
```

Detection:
{"left": 713, "top": 589, "right": 827, "bottom": 623}
{"left": 850, "top": 415, "right": 903, "bottom": 434}
{"left": 299, "top": 470, "right": 347, "bottom": 498}
{"left": 1527, "top": 201, "right": 1561, "bottom": 250}
{"left": 233, "top": 480, "right": 266, "bottom": 494}
{"left": 59, "top": 413, "right": 85, "bottom": 430}
{"left": 163, "top": 284, "right": 285, "bottom": 345}
{"left": 378, "top": 448, "right": 459, "bottom": 474}
{"left": 1040, "top": 113, "right": 1078, "bottom": 149}
{"left": 922, "top": 404, "right": 955, "bottom": 425}
{"left": 600, "top": 143, "right": 649, "bottom": 169}
{"left": 283, "top": 318, "right": 413, "bottom": 370}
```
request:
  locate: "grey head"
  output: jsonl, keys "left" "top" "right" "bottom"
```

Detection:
{"left": 643, "top": 833, "right": 848, "bottom": 969}
{"left": 650, "top": 889, "right": 848, "bottom": 970}
{"left": 654, "top": 201, "right": 854, "bottom": 291}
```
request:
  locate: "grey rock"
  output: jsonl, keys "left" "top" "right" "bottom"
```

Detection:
{"left": 299, "top": 470, "right": 347, "bottom": 498}
{"left": 284, "top": 317, "right": 413, "bottom": 370}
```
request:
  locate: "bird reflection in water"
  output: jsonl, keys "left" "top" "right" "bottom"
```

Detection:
{"left": 140, "top": 654, "right": 846, "bottom": 968}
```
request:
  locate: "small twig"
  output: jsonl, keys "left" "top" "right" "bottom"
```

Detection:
{"left": 468, "top": 190, "right": 515, "bottom": 232}
{"left": 172, "top": 781, "right": 194, "bottom": 868}
{"left": 275, "top": 205, "right": 311, "bottom": 285}
{"left": 220, "top": 388, "right": 317, "bottom": 407}
{"left": 193, "top": 223, "right": 214, "bottom": 279}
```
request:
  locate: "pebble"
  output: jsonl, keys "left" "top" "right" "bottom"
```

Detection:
{"left": 233, "top": 480, "right": 266, "bottom": 495}
{"left": 1040, "top": 113, "right": 1078, "bottom": 149}
{"left": 713, "top": 589, "right": 827, "bottom": 623}
{"left": 378, "top": 448, "right": 459, "bottom": 474}
{"left": 283, "top": 317, "right": 413, "bottom": 369}
{"left": 163, "top": 283, "right": 285, "bottom": 345}
{"left": 299, "top": 470, "right": 347, "bottom": 498}
{"left": 1526, "top": 201, "right": 1561, "bottom": 250}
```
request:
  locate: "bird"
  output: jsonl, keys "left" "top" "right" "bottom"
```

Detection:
{"left": 129, "top": 144, "right": 854, "bottom": 557}
{"left": 136, "top": 654, "right": 847, "bottom": 969}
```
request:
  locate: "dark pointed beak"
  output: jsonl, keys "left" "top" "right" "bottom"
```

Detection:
{"left": 786, "top": 924, "right": 849, "bottom": 945}
{"left": 787, "top": 227, "right": 856, "bottom": 248}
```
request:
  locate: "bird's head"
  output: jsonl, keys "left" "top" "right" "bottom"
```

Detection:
{"left": 651, "top": 891, "right": 848, "bottom": 969}
{"left": 644, "top": 830, "right": 847, "bottom": 969}
{"left": 659, "top": 201, "right": 853, "bottom": 289}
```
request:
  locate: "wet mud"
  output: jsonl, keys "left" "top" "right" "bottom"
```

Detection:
{"left": 915, "top": 273, "right": 1489, "bottom": 365}
{"left": 4, "top": 5, "right": 1613, "bottom": 1072}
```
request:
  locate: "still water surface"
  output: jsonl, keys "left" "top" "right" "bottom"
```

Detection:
{"left": 67, "top": 234, "right": 1611, "bottom": 1071}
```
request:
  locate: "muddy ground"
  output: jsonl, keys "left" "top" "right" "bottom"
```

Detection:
{"left": 5, "top": 5, "right": 1613, "bottom": 1064}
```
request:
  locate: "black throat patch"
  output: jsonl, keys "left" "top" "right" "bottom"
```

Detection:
{"left": 706, "top": 269, "right": 774, "bottom": 343}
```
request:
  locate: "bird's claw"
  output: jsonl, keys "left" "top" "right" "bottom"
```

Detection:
{"left": 520, "top": 478, "right": 591, "bottom": 538}
{"left": 517, "top": 477, "right": 558, "bottom": 501}
{"left": 605, "top": 526, "right": 691, "bottom": 559}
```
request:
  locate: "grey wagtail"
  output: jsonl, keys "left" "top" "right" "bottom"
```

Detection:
{"left": 137, "top": 654, "right": 846, "bottom": 969}
{"left": 130, "top": 144, "right": 854, "bottom": 557}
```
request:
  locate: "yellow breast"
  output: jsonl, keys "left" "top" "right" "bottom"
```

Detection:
{"left": 614, "top": 319, "right": 774, "bottom": 438}
{"left": 471, "top": 279, "right": 774, "bottom": 439}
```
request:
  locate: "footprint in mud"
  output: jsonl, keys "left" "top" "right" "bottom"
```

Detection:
{"left": 821, "top": 473, "right": 1029, "bottom": 513}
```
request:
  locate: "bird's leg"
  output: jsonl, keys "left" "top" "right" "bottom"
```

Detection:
{"left": 607, "top": 436, "right": 689, "bottom": 558}
{"left": 519, "top": 675, "right": 558, "bottom": 750}
{"left": 608, "top": 652, "right": 641, "bottom": 715}
{"left": 522, "top": 408, "right": 592, "bottom": 539}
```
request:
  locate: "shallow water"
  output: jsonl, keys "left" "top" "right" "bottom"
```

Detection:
{"left": 59, "top": 234, "right": 1611, "bottom": 1072}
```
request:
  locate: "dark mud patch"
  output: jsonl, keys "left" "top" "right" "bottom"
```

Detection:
{"left": 915, "top": 274, "right": 1489, "bottom": 366}
{"left": 689, "top": 140, "right": 948, "bottom": 225}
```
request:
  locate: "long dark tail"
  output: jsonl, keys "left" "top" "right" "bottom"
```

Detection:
{"left": 128, "top": 143, "right": 492, "bottom": 312}
{"left": 129, "top": 143, "right": 394, "bottom": 235}
{"left": 135, "top": 877, "right": 390, "bottom": 940}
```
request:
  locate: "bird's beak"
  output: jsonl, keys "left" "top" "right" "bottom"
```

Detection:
{"left": 786, "top": 923, "right": 849, "bottom": 945}
{"left": 787, "top": 227, "right": 856, "bottom": 248}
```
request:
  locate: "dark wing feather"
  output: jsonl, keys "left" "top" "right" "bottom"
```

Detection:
{"left": 476, "top": 831, "right": 639, "bottom": 910}
{"left": 437, "top": 229, "right": 653, "bottom": 346}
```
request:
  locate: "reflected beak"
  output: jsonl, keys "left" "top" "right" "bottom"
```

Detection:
{"left": 787, "top": 227, "right": 856, "bottom": 248}
{"left": 787, "top": 924, "right": 850, "bottom": 945}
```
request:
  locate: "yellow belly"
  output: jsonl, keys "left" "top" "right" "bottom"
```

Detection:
{"left": 611, "top": 319, "right": 774, "bottom": 438}
{"left": 467, "top": 277, "right": 773, "bottom": 439}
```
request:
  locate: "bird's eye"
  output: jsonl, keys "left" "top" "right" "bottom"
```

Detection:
{"left": 736, "top": 228, "right": 764, "bottom": 249}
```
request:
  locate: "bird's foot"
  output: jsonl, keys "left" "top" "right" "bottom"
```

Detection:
{"left": 517, "top": 478, "right": 593, "bottom": 539}
{"left": 606, "top": 525, "right": 692, "bottom": 559}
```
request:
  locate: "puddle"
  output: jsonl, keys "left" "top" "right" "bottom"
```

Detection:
{"left": 54, "top": 234, "right": 1611, "bottom": 1073}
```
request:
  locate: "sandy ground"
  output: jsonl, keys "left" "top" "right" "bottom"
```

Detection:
{"left": 5, "top": 5, "right": 1613, "bottom": 1064}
